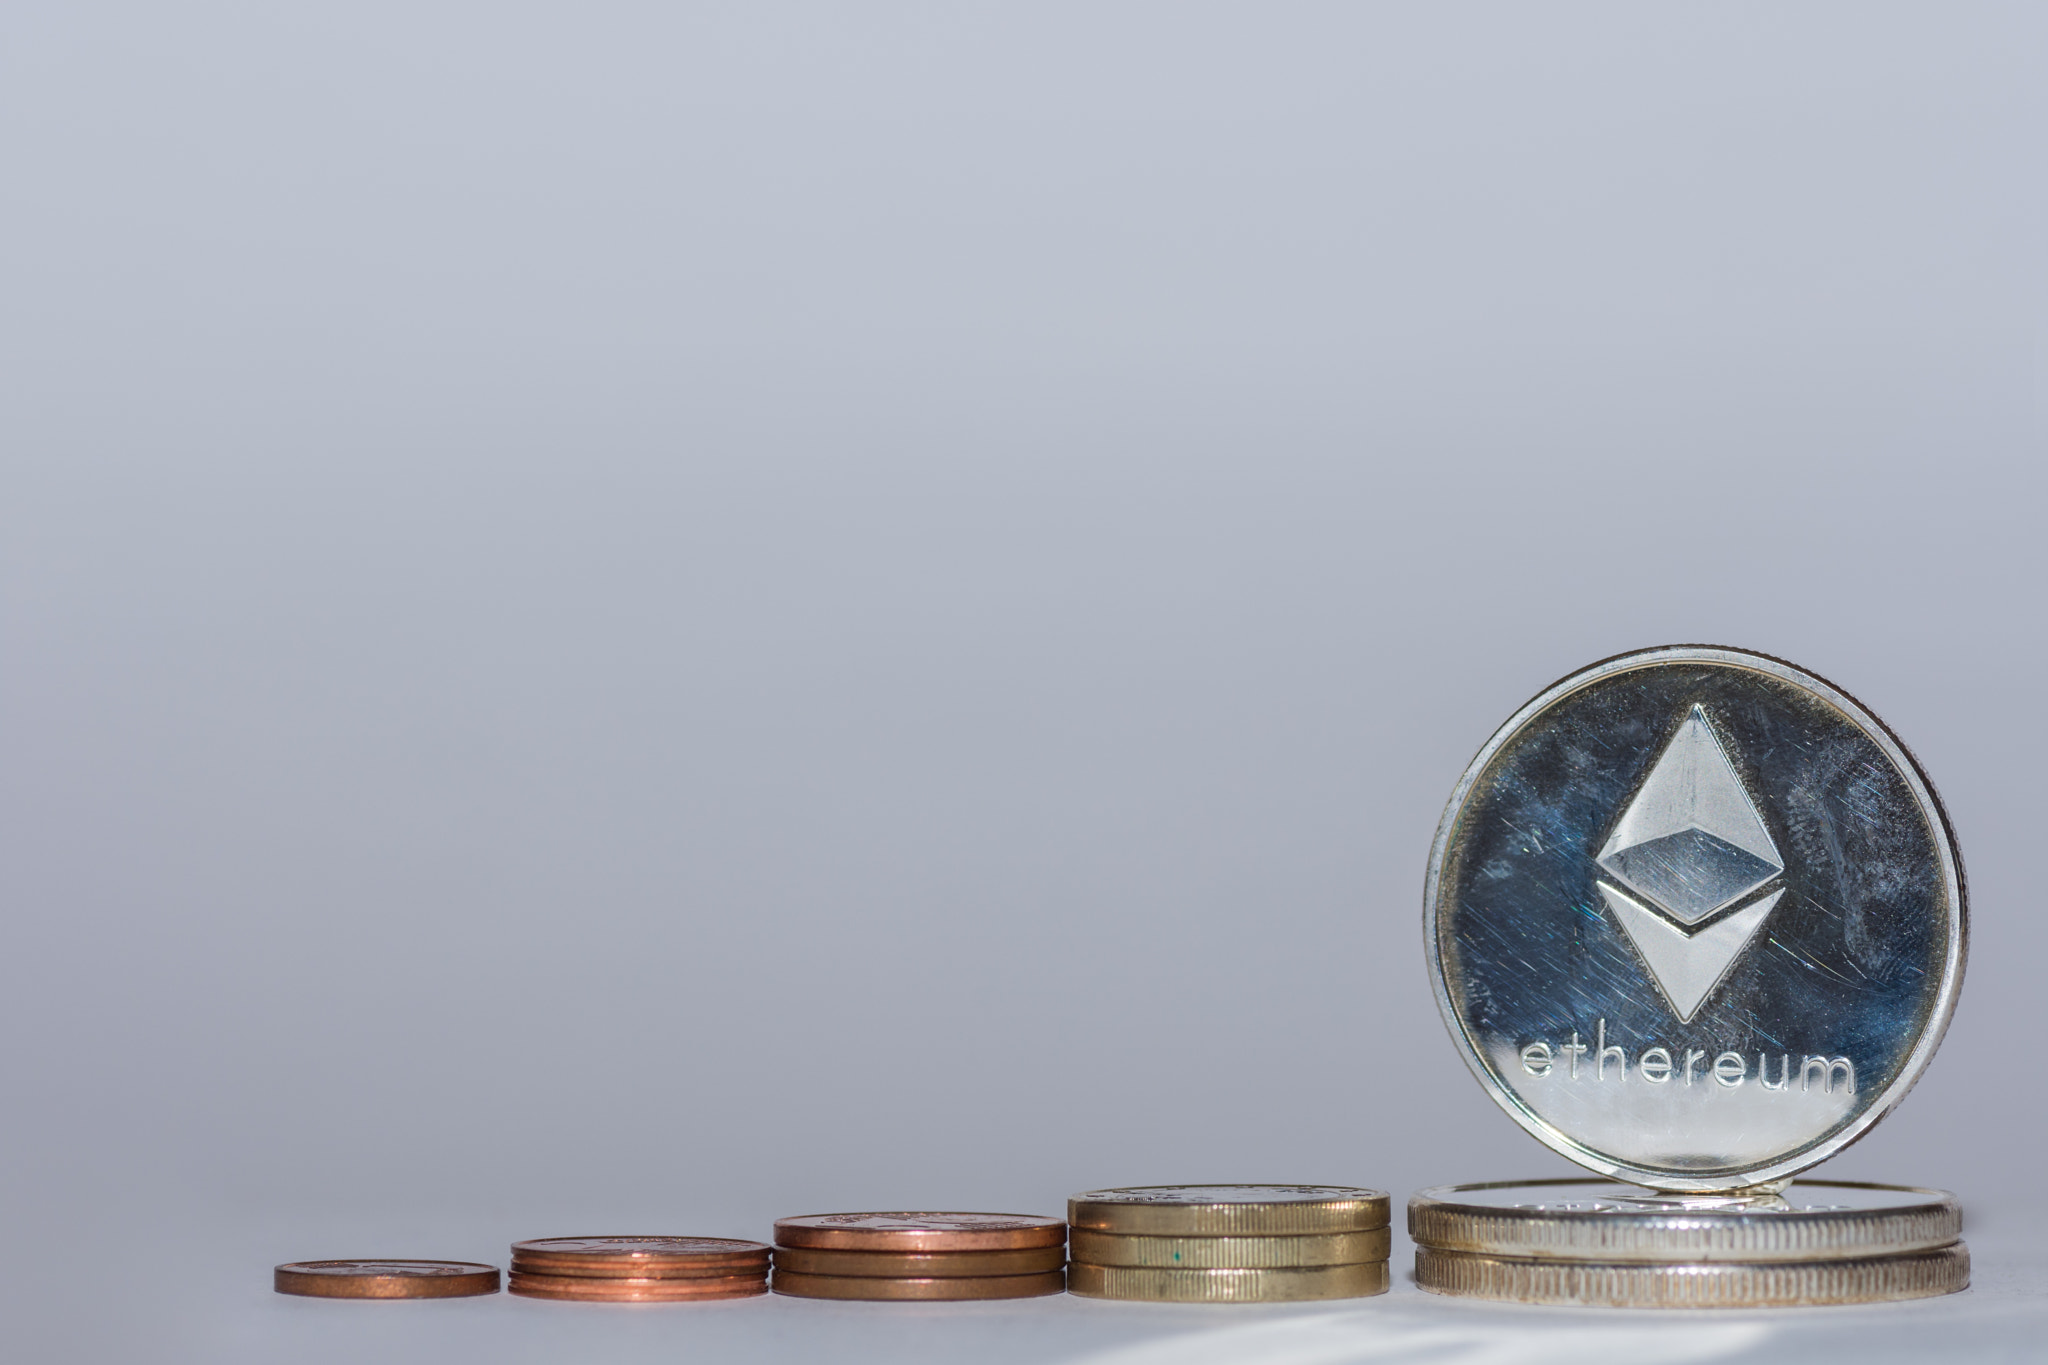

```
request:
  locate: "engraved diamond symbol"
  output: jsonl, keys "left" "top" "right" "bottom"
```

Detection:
{"left": 1598, "top": 706, "right": 1782, "bottom": 924}
{"left": 1596, "top": 705, "right": 1785, "bottom": 1022}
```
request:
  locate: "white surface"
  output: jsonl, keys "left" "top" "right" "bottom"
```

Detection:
{"left": 30, "top": 1219, "right": 2042, "bottom": 1363}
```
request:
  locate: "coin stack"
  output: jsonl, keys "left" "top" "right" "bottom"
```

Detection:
{"left": 1065, "top": 1186, "right": 1391, "bottom": 1302}
{"left": 1410, "top": 1179, "right": 1969, "bottom": 1308}
{"left": 1418, "top": 647, "right": 1973, "bottom": 1309}
{"left": 771, "top": 1213, "right": 1067, "bottom": 1300}
{"left": 507, "top": 1236, "right": 771, "bottom": 1302}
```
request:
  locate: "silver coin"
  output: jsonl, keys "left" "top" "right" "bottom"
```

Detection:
{"left": 1408, "top": 1179, "right": 1960, "bottom": 1262}
{"left": 1424, "top": 646, "right": 1966, "bottom": 1191}
{"left": 1414, "top": 1243, "right": 1969, "bottom": 1308}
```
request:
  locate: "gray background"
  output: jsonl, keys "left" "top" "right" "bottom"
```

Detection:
{"left": 2, "top": 4, "right": 2043, "bottom": 1361}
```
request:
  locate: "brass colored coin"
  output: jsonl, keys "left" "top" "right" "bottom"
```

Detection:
{"left": 1067, "top": 1260, "right": 1389, "bottom": 1303}
{"left": 774, "top": 1213, "right": 1065, "bottom": 1252}
{"left": 1069, "top": 1227, "right": 1390, "bottom": 1269}
{"left": 1408, "top": 1180, "right": 1962, "bottom": 1264}
{"left": 510, "top": 1236, "right": 770, "bottom": 1277}
{"left": 771, "top": 1245, "right": 1066, "bottom": 1278}
{"left": 772, "top": 1268, "right": 1066, "bottom": 1301}
{"left": 508, "top": 1271, "right": 768, "bottom": 1302}
{"left": 1415, "top": 1243, "right": 1970, "bottom": 1307}
{"left": 1068, "top": 1187, "right": 1390, "bottom": 1237}
{"left": 274, "top": 1260, "right": 501, "bottom": 1299}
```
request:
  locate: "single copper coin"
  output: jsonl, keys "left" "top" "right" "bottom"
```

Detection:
{"left": 508, "top": 1271, "right": 768, "bottom": 1302}
{"left": 772, "top": 1268, "right": 1066, "bottom": 1301}
{"left": 510, "top": 1236, "right": 771, "bottom": 1277}
{"left": 774, "top": 1213, "right": 1065, "bottom": 1253}
{"left": 275, "top": 1260, "right": 501, "bottom": 1299}
{"left": 771, "top": 1245, "right": 1066, "bottom": 1278}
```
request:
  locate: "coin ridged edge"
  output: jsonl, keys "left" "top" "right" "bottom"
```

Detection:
{"left": 1408, "top": 1182, "right": 1962, "bottom": 1263}
{"left": 1066, "top": 1262, "right": 1390, "bottom": 1303}
{"left": 770, "top": 1269, "right": 1066, "bottom": 1301}
{"left": 1414, "top": 1243, "right": 1969, "bottom": 1308}
{"left": 1068, "top": 1192, "right": 1389, "bottom": 1237}
{"left": 1069, "top": 1228, "right": 1391, "bottom": 1269}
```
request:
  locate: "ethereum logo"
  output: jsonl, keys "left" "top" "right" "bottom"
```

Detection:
{"left": 1595, "top": 705, "right": 1785, "bottom": 1022}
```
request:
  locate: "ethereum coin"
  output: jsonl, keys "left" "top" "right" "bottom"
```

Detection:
{"left": 1067, "top": 1228, "right": 1391, "bottom": 1268}
{"left": 1424, "top": 646, "right": 1966, "bottom": 1191}
{"left": 770, "top": 1269, "right": 1066, "bottom": 1300}
{"left": 1067, "top": 1187, "right": 1389, "bottom": 1237}
{"left": 1066, "top": 1261, "right": 1389, "bottom": 1303}
{"left": 273, "top": 1260, "right": 501, "bottom": 1299}
{"left": 1414, "top": 1243, "right": 1968, "bottom": 1307}
{"left": 1408, "top": 1179, "right": 1960, "bottom": 1262}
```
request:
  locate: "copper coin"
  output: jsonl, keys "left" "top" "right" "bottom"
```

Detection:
{"left": 772, "top": 1268, "right": 1066, "bottom": 1301}
{"left": 774, "top": 1213, "right": 1065, "bottom": 1252}
{"left": 510, "top": 1236, "right": 771, "bottom": 1277}
{"left": 508, "top": 1271, "right": 768, "bottom": 1302}
{"left": 771, "top": 1245, "right": 1066, "bottom": 1278}
{"left": 275, "top": 1260, "right": 501, "bottom": 1299}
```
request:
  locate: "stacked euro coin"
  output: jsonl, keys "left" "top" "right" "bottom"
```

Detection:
{"left": 507, "top": 1236, "right": 770, "bottom": 1301}
{"left": 1066, "top": 1186, "right": 1392, "bottom": 1302}
{"left": 771, "top": 1213, "right": 1067, "bottom": 1300}
{"left": 1410, "top": 1180, "right": 1969, "bottom": 1308}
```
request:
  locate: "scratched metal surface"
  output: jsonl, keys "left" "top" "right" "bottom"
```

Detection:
{"left": 1425, "top": 648, "right": 1965, "bottom": 1190}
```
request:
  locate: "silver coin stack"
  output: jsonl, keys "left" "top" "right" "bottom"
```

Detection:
{"left": 1065, "top": 1186, "right": 1391, "bottom": 1303}
{"left": 1418, "top": 646, "right": 1970, "bottom": 1307}
{"left": 1409, "top": 1180, "right": 1967, "bottom": 1308}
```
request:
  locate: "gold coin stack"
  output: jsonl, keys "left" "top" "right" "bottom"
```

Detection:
{"left": 1410, "top": 1180, "right": 1970, "bottom": 1308}
{"left": 507, "top": 1236, "right": 771, "bottom": 1302}
{"left": 1066, "top": 1185, "right": 1392, "bottom": 1303}
{"left": 771, "top": 1213, "right": 1067, "bottom": 1301}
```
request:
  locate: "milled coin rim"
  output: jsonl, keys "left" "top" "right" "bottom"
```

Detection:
{"left": 1067, "top": 1228, "right": 1391, "bottom": 1269}
{"left": 1067, "top": 1186, "right": 1391, "bottom": 1236}
{"left": 1422, "top": 644, "right": 1969, "bottom": 1192}
{"left": 1414, "top": 1242, "right": 1969, "bottom": 1308}
{"left": 1408, "top": 1178, "right": 1961, "bottom": 1262}
{"left": 1066, "top": 1261, "right": 1390, "bottom": 1303}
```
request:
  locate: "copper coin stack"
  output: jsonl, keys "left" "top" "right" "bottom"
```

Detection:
{"left": 772, "top": 1213, "right": 1068, "bottom": 1300}
{"left": 507, "top": 1236, "right": 771, "bottom": 1302}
